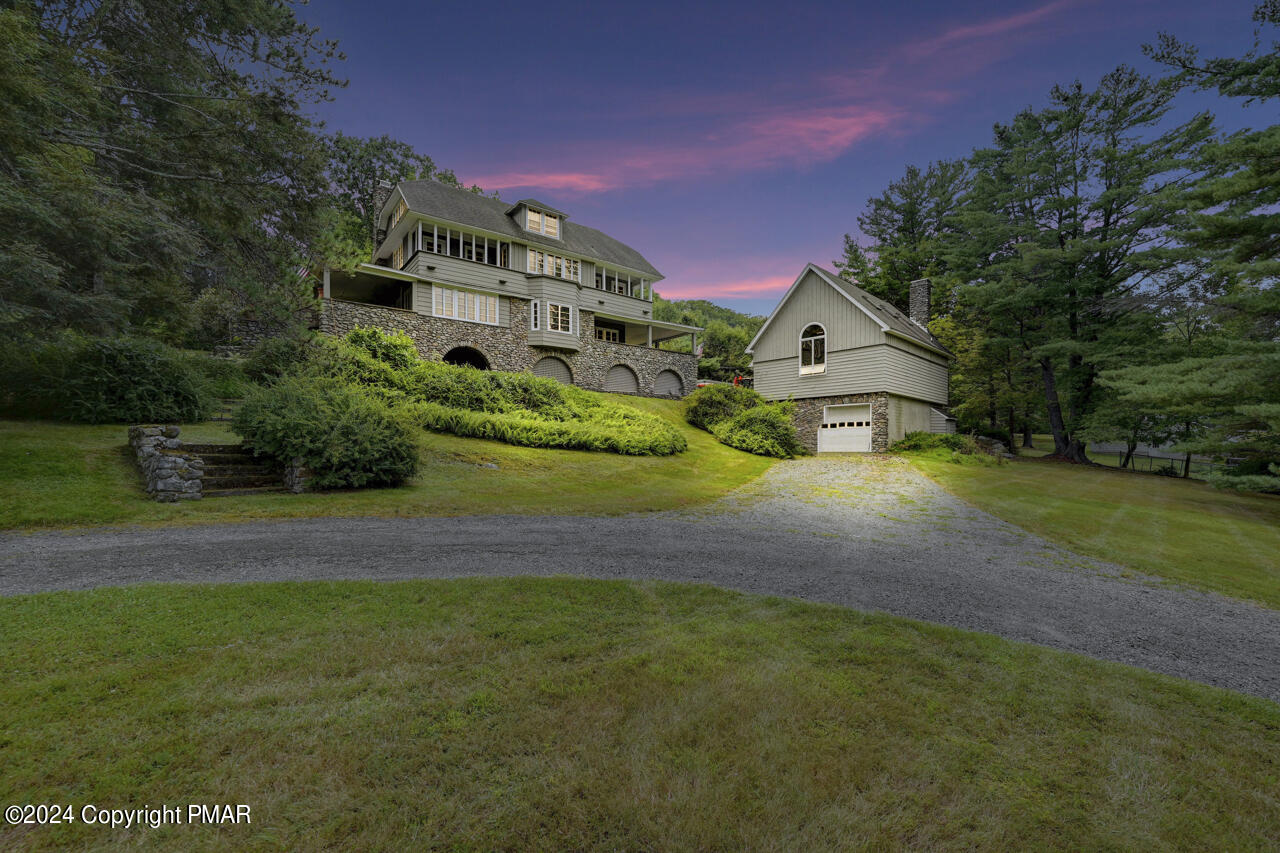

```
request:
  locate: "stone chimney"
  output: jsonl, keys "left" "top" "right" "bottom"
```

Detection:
{"left": 909, "top": 278, "right": 931, "bottom": 328}
{"left": 371, "top": 179, "right": 393, "bottom": 255}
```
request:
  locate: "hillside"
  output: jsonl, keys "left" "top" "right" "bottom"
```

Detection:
{"left": 653, "top": 295, "right": 765, "bottom": 381}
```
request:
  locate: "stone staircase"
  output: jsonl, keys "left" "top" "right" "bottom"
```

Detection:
{"left": 183, "top": 444, "right": 286, "bottom": 498}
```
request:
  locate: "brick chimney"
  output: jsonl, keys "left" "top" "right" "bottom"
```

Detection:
{"left": 909, "top": 278, "right": 931, "bottom": 328}
{"left": 371, "top": 179, "right": 393, "bottom": 256}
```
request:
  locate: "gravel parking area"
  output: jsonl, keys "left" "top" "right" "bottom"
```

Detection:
{"left": 2, "top": 455, "right": 1277, "bottom": 701}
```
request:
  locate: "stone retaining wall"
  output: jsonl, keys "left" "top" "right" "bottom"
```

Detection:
{"left": 319, "top": 298, "right": 697, "bottom": 398}
{"left": 128, "top": 425, "right": 204, "bottom": 501}
{"left": 789, "top": 393, "right": 890, "bottom": 453}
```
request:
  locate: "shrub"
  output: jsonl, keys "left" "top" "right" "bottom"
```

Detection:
{"left": 710, "top": 403, "right": 805, "bottom": 459}
{"left": 0, "top": 335, "right": 208, "bottom": 423}
{"left": 180, "top": 351, "right": 252, "bottom": 399}
{"left": 345, "top": 326, "right": 421, "bottom": 371}
{"left": 890, "top": 431, "right": 1002, "bottom": 466}
{"left": 233, "top": 376, "right": 418, "bottom": 489}
{"left": 243, "top": 335, "right": 317, "bottom": 383}
{"left": 684, "top": 383, "right": 764, "bottom": 431}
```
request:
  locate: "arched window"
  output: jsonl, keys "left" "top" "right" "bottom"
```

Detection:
{"left": 800, "top": 323, "right": 826, "bottom": 375}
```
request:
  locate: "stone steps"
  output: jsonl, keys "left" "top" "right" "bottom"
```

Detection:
{"left": 202, "top": 486, "right": 289, "bottom": 498}
{"left": 183, "top": 442, "right": 282, "bottom": 497}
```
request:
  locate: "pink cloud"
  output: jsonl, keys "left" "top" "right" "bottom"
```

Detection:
{"left": 473, "top": 104, "right": 905, "bottom": 193}
{"left": 905, "top": 0, "right": 1087, "bottom": 61}
{"left": 657, "top": 275, "right": 794, "bottom": 301}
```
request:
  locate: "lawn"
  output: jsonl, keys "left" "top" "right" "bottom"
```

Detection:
{"left": 910, "top": 454, "right": 1280, "bottom": 609}
{"left": 1, "top": 578, "right": 1276, "bottom": 851}
{"left": 0, "top": 396, "right": 772, "bottom": 530}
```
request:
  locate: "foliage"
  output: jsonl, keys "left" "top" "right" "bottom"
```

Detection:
{"left": 297, "top": 329, "right": 687, "bottom": 456}
{"left": 179, "top": 352, "right": 253, "bottom": 401}
{"left": 0, "top": 335, "right": 209, "bottom": 424}
{"left": 233, "top": 376, "right": 418, "bottom": 489}
{"left": 243, "top": 334, "right": 319, "bottom": 383}
{"left": 683, "top": 384, "right": 765, "bottom": 431}
{"left": 890, "top": 431, "right": 1000, "bottom": 466}
{"left": 653, "top": 296, "right": 764, "bottom": 380}
{"left": 710, "top": 403, "right": 806, "bottom": 459}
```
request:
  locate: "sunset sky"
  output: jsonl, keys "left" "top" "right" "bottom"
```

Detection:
{"left": 300, "top": 1, "right": 1259, "bottom": 314}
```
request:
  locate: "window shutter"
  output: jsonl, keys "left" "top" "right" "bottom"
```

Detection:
{"left": 531, "top": 300, "right": 539, "bottom": 330}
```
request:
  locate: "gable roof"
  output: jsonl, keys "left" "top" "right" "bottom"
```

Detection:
{"left": 393, "top": 180, "right": 661, "bottom": 279}
{"left": 505, "top": 198, "right": 568, "bottom": 218}
{"left": 746, "top": 263, "right": 951, "bottom": 357}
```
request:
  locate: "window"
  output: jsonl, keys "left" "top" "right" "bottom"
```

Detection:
{"left": 530, "top": 300, "right": 540, "bottom": 330}
{"left": 433, "top": 286, "right": 498, "bottom": 325}
{"left": 527, "top": 250, "right": 580, "bottom": 282}
{"left": 595, "top": 327, "right": 620, "bottom": 343}
{"left": 389, "top": 198, "right": 408, "bottom": 230}
{"left": 421, "top": 223, "right": 509, "bottom": 268}
{"left": 800, "top": 323, "right": 826, "bottom": 375}
{"left": 548, "top": 303, "right": 573, "bottom": 334}
{"left": 594, "top": 265, "right": 647, "bottom": 299}
{"left": 525, "top": 207, "right": 560, "bottom": 238}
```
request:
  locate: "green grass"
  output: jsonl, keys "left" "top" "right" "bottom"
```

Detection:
{"left": 1, "top": 578, "right": 1276, "bottom": 850}
{"left": 0, "top": 396, "right": 773, "bottom": 530}
{"left": 910, "top": 454, "right": 1280, "bottom": 608}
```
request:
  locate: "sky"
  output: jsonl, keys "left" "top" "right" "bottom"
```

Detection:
{"left": 298, "top": 0, "right": 1264, "bottom": 315}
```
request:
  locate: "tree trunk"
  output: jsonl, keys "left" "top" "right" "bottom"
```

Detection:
{"left": 1007, "top": 407, "right": 1018, "bottom": 456}
{"left": 1121, "top": 440, "right": 1136, "bottom": 470}
{"left": 1022, "top": 423, "right": 1034, "bottom": 449}
{"left": 1182, "top": 420, "right": 1193, "bottom": 478}
{"left": 1040, "top": 358, "right": 1089, "bottom": 463}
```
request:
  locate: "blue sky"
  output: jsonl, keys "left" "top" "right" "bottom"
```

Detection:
{"left": 299, "top": 0, "right": 1262, "bottom": 314}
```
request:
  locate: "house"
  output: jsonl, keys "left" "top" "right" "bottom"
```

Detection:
{"left": 317, "top": 179, "right": 701, "bottom": 397}
{"left": 746, "top": 263, "right": 956, "bottom": 453}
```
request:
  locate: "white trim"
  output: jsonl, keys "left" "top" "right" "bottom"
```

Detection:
{"left": 798, "top": 322, "right": 827, "bottom": 376}
{"left": 530, "top": 300, "right": 540, "bottom": 330}
{"left": 547, "top": 301, "right": 574, "bottom": 335}
{"left": 431, "top": 284, "right": 500, "bottom": 326}
{"left": 746, "top": 264, "right": 889, "bottom": 354}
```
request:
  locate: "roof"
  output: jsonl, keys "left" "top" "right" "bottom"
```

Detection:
{"left": 504, "top": 198, "right": 568, "bottom": 218}
{"left": 746, "top": 263, "right": 951, "bottom": 357}
{"left": 393, "top": 180, "right": 662, "bottom": 279}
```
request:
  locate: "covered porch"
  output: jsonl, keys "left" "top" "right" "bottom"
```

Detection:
{"left": 590, "top": 312, "right": 701, "bottom": 353}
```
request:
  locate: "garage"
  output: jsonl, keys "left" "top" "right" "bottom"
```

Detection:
{"left": 817, "top": 404, "right": 871, "bottom": 453}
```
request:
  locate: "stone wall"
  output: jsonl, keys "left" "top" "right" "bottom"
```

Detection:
{"left": 319, "top": 298, "right": 697, "bottom": 398}
{"left": 789, "top": 392, "right": 890, "bottom": 453}
{"left": 128, "top": 425, "right": 203, "bottom": 501}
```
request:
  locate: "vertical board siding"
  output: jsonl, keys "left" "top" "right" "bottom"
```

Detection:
{"left": 888, "top": 395, "right": 933, "bottom": 442}
{"left": 751, "top": 270, "right": 883, "bottom": 361}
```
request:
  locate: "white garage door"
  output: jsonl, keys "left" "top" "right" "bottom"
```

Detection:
{"left": 817, "top": 404, "right": 871, "bottom": 453}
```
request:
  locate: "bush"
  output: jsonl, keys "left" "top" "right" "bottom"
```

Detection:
{"left": 684, "top": 383, "right": 764, "bottom": 431}
{"left": 0, "top": 335, "right": 208, "bottom": 423}
{"left": 180, "top": 351, "right": 252, "bottom": 399}
{"left": 345, "top": 326, "right": 421, "bottom": 371}
{"left": 710, "top": 403, "right": 805, "bottom": 459}
{"left": 243, "top": 335, "right": 316, "bottom": 383}
{"left": 232, "top": 376, "right": 418, "bottom": 489}
{"left": 889, "top": 431, "right": 1001, "bottom": 466}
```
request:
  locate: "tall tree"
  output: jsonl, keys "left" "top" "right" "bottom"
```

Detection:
{"left": 0, "top": 1, "right": 344, "bottom": 342}
{"left": 1120, "top": 2, "right": 1280, "bottom": 487}
{"left": 952, "top": 67, "right": 1213, "bottom": 462}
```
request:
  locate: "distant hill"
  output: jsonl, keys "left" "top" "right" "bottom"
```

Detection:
{"left": 653, "top": 295, "right": 765, "bottom": 381}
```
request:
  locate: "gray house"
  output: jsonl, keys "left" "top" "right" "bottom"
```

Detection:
{"left": 317, "top": 179, "right": 700, "bottom": 397}
{"left": 746, "top": 263, "right": 955, "bottom": 453}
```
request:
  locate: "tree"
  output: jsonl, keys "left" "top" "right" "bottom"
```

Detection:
{"left": 1, "top": 1, "right": 346, "bottom": 344}
{"left": 951, "top": 67, "right": 1213, "bottom": 462}
{"left": 1128, "top": 2, "right": 1280, "bottom": 486}
{"left": 832, "top": 234, "right": 875, "bottom": 283}
{"left": 653, "top": 295, "right": 764, "bottom": 381}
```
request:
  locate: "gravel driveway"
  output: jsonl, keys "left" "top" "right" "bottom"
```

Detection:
{"left": 2, "top": 456, "right": 1277, "bottom": 701}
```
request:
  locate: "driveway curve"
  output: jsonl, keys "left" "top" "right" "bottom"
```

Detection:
{"left": 2, "top": 456, "right": 1277, "bottom": 702}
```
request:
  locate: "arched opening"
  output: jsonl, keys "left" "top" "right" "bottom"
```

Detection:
{"left": 654, "top": 370, "right": 684, "bottom": 397}
{"left": 604, "top": 364, "right": 639, "bottom": 394}
{"left": 799, "top": 323, "right": 826, "bottom": 375}
{"left": 443, "top": 346, "right": 489, "bottom": 370}
{"left": 532, "top": 356, "right": 573, "bottom": 384}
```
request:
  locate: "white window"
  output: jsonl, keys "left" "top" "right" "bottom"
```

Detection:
{"left": 530, "top": 300, "right": 540, "bottom": 330}
{"left": 525, "top": 207, "right": 561, "bottom": 238}
{"left": 548, "top": 303, "right": 573, "bottom": 334}
{"left": 800, "top": 323, "right": 826, "bottom": 375}
{"left": 527, "top": 250, "right": 580, "bottom": 282}
{"left": 433, "top": 286, "right": 498, "bottom": 325}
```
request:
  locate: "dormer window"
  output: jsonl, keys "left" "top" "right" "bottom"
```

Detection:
{"left": 800, "top": 324, "right": 826, "bottom": 375}
{"left": 525, "top": 208, "right": 559, "bottom": 237}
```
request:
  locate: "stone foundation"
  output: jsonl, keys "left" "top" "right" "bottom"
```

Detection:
{"left": 789, "top": 393, "right": 890, "bottom": 453}
{"left": 128, "top": 425, "right": 204, "bottom": 501}
{"left": 319, "top": 298, "right": 697, "bottom": 398}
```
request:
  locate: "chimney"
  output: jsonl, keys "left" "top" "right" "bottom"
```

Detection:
{"left": 909, "top": 278, "right": 931, "bottom": 328}
{"left": 371, "top": 179, "right": 393, "bottom": 255}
